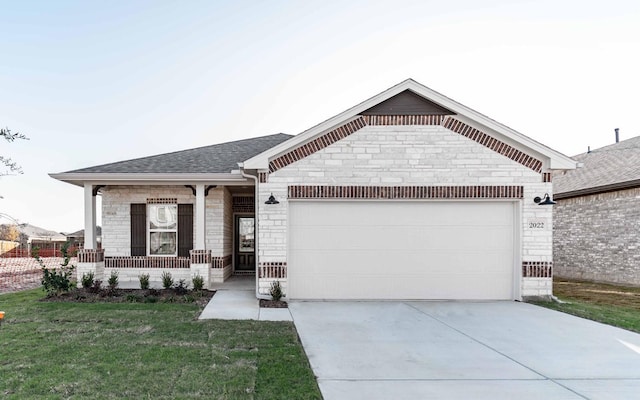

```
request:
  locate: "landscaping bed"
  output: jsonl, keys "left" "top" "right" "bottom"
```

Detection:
{"left": 40, "top": 287, "right": 215, "bottom": 307}
{"left": 259, "top": 299, "right": 288, "bottom": 308}
{"left": 534, "top": 278, "right": 640, "bottom": 333}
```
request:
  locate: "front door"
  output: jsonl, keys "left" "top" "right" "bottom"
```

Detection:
{"left": 234, "top": 216, "right": 255, "bottom": 272}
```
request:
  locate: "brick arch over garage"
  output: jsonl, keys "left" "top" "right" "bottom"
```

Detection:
{"left": 267, "top": 115, "right": 544, "bottom": 177}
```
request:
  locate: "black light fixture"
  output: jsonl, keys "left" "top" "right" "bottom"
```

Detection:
{"left": 534, "top": 193, "right": 556, "bottom": 205}
{"left": 265, "top": 193, "right": 279, "bottom": 205}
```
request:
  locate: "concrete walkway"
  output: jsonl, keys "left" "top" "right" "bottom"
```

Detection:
{"left": 290, "top": 301, "right": 640, "bottom": 400}
{"left": 198, "top": 275, "right": 292, "bottom": 321}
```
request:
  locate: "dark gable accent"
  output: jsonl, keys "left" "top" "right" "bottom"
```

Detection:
{"left": 130, "top": 204, "right": 146, "bottom": 256}
{"left": 177, "top": 204, "right": 193, "bottom": 258}
{"left": 360, "top": 90, "right": 455, "bottom": 116}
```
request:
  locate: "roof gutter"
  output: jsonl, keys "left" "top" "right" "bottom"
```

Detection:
{"left": 48, "top": 172, "right": 251, "bottom": 187}
{"left": 555, "top": 179, "right": 640, "bottom": 200}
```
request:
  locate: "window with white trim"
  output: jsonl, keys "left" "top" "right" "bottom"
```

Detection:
{"left": 148, "top": 204, "right": 177, "bottom": 256}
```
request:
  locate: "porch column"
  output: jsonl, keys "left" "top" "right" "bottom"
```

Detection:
{"left": 78, "top": 183, "right": 104, "bottom": 283}
{"left": 83, "top": 183, "right": 96, "bottom": 250}
{"left": 195, "top": 184, "right": 206, "bottom": 249}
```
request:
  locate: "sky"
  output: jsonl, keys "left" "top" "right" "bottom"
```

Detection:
{"left": 1, "top": 0, "right": 639, "bottom": 233}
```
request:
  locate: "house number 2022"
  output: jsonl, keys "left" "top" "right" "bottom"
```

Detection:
{"left": 528, "top": 222, "right": 544, "bottom": 229}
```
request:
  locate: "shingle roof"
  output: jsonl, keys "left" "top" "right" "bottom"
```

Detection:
{"left": 64, "top": 133, "right": 293, "bottom": 174}
{"left": 554, "top": 135, "right": 640, "bottom": 198}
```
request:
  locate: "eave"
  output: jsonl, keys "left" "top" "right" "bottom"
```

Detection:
{"left": 48, "top": 172, "right": 252, "bottom": 188}
{"left": 555, "top": 179, "right": 640, "bottom": 200}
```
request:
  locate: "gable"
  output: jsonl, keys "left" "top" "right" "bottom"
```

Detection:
{"left": 361, "top": 90, "right": 454, "bottom": 116}
{"left": 243, "top": 79, "right": 578, "bottom": 173}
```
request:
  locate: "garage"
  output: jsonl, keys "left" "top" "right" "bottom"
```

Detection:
{"left": 288, "top": 201, "right": 517, "bottom": 300}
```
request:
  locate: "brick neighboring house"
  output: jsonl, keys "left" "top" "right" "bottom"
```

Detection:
{"left": 50, "top": 79, "right": 577, "bottom": 300}
{"left": 553, "top": 135, "right": 640, "bottom": 285}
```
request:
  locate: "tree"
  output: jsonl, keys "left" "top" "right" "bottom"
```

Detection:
{"left": 1, "top": 127, "right": 29, "bottom": 176}
{"left": 0, "top": 224, "right": 20, "bottom": 241}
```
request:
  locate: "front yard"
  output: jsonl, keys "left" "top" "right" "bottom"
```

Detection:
{"left": 0, "top": 289, "right": 321, "bottom": 399}
{"left": 534, "top": 278, "right": 640, "bottom": 334}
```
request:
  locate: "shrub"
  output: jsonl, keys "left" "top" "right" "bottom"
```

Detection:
{"left": 37, "top": 242, "right": 76, "bottom": 296}
{"left": 81, "top": 272, "right": 95, "bottom": 289}
{"left": 192, "top": 274, "right": 205, "bottom": 291}
{"left": 126, "top": 294, "right": 142, "bottom": 303}
{"left": 107, "top": 270, "right": 119, "bottom": 290}
{"left": 174, "top": 279, "right": 189, "bottom": 295}
{"left": 270, "top": 280, "right": 284, "bottom": 301}
{"left": 139, "top": 273, "right": 150, "bottom": 290}
{"left": 161, "top": 271, "right": 174, "bottom": 289}
{"left": 89, "top": 280, "right": 102, "bottom": 294}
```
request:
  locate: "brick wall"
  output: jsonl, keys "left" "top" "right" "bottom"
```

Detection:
{"left": 554, "top": 187, "right": 640, "bottom": 285}
{"left": 258, "top": 124, "right": 554, "bottom": 298}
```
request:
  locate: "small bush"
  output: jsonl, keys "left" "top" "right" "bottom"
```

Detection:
{"left": 192, "top": 274, "right": 204, "bottom": 291}
{"left": 89, "top": 279, "right": 102, "bottom": 294}
{"left": 80, "top": 271, "right": 95, "bottom": 289}
{"left": 182, "top": 294, "right": 195, "bottom": 303}
{"left": 126, "top": 294, "right": 142, "bottom": 303}
{"left": 161, "top": 271, "right": 174, "bottom": 289}
{"left": 144, "top": 296, "right": 158, "bottom": 304}
{"left": 139, "top": 273, "right": 150, "bottom": 290}
{"left": 37, "top": 242, "right": 76, "bottom": 296}
{"left": 174, "top": 279, "right": 189, "bottom": 295}
{"left": 270, "top": 281, "right": 284, "bottom": 301}
{"left": 107, "top": 270, "right": 119, "bottom": 290}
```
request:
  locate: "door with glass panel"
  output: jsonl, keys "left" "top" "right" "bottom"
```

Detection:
{"left": 235, "top": 216, "right": 255, "bottom": 271}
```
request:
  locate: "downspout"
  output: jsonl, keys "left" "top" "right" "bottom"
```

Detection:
{"left": 240, "top": 166, "right": 261, "bottom": 300}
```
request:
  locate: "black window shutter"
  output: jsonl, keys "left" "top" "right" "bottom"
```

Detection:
{"left": 130, "top": 204, "right": 147, "bottom": 256}
{"left": 178, "top": 204, "right": 193, "bottom": 257}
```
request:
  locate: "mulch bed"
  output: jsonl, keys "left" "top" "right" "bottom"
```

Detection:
{"left": 40, "top": 288, "right": 215, "bottom": 307}
{"left": 259, "top": 299, "right": 288, "bottom": 308}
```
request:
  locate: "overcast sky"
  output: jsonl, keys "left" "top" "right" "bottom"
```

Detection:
{"left": 1, "top": 0, "right": 639, "bottom": 233}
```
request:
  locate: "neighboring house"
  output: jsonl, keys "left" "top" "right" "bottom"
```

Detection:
{"left": 553, "top": 136, "right": 640, "bottom": 285}
{"left": 66, "top": 227, "right": 102, "bottom": 249}
{"left": 50, "top": 79, "right": 577, "bottom": 300}
{"left": 0, "top": 223, "right": 68, "bottom": 257}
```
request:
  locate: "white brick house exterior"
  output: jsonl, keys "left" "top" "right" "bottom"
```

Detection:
{"left": 51, "top": 79, "right": 577, "bottom": 299}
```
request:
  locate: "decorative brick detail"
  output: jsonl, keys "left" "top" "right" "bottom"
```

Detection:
{"left": 212, "top": 255, "right": 232, "bottom": 269}
{"left": 288, "top": 185, "right": 523, "bottom": 200}
{"left": 258, "top": 262, "right": 287, "bottom": 278}
{"left": 78, "top": 249, "right": 105, "bottom": 263}
{"left": 442, "top": 117, "right": 543, "bottom": 173}
{"left": 522, "top": 261, "right": 553, "bottom": 278}
{"left": 362, "top": 115, "right": 445, "bottom": 125}
{"left": 258, "top": 172, "right": 269, "bottom": 183}
{"left": 147, "top": 198, "right": 177, "bottom": 204}
{"left": 269, "top": 117, "right": 367, "bottom": 173}
{"left": 542, "top": 172, "right": 552, "bottom": 183}
{"left": 104, "top": 256, "right": 190, "bottom": 269}
{"left": 189, "top": 249, "right": 211, "bottom": 264}
{"left": 232, "top": 196, "right": 255, "bottom": 213}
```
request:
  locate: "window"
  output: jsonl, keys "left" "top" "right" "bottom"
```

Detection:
{"left": 131, "top": 203, "right": 192, "bottom": 257}
{"left": 148, "top": 204, "right": 177, "bottom": 256}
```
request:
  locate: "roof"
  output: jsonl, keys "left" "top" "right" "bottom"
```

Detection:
{"left": 64, "top": 133, "right": 292, "bottom": 174}
{"left": 243, "top": 78, "right": 578, "bottom": 172}
{"left": 554, "top": 135, "right": 640, "bottom": 199}
{"left": 66, "top": 227, "right": 102, "bottom": 238}
{"left": 1, "top": 223, "right": 68, "bottom": 242}
{"left": 50, "top": 133, "right": 293, "bottom": 186}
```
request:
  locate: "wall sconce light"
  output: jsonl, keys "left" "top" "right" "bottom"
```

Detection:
{"left": 534, "top": 193, "right": 556, "bottom": 205}
{"left": 265, "top": 193, "right": 279, "bottom": 205}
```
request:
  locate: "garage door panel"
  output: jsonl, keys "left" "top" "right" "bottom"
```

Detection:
{"left": 289, "top": 201, "right": 515, "bottom": 300}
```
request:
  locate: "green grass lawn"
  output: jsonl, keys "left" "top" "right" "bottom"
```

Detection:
{"left": 533, "top": 279, "right": 640, "bottom": 334}
{"left": 0, "top": 289, "right": 321, "bottom": 399}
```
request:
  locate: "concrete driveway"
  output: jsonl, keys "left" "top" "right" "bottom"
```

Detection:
{"left": 289, "top": 301, "right": 640, "bottom": 400}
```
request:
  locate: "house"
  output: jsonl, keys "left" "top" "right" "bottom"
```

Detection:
{"left": 553, "top": 135, "right": 640, "bottom": 285}
{"left": 0, "top": 223, "right": 67, "bottom": 257}
{"left": 65, "top": 227, "right": 103, "bottom": 249}
{"left": 50, "top": 79, "right": 577, "bottom": 300}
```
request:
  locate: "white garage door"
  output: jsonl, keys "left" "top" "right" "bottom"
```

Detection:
{"left": 288, "top": 201, "right": 516, "bottom": 300}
